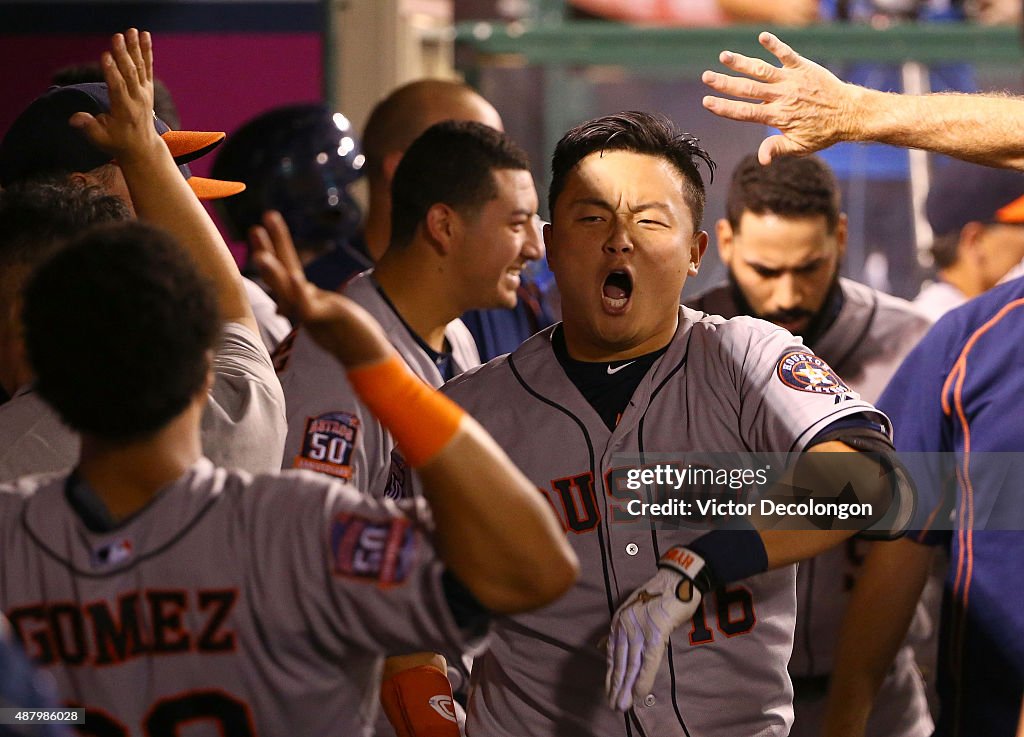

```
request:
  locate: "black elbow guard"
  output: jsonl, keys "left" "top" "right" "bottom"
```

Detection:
{"left": 811, "top": 426, "right": 916, "bottom": 541}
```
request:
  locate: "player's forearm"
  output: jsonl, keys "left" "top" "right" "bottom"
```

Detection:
{"left": 849, "top": 90, "right": 1024, "bottom": 170}
{"left": 118, "top": 142, "right": 257, "bottom": 332}
{"left": 418, "top": 425, "right": 579, "bottom": 614}
{"left": 760, "top": 529, "right": 856, "bottom": 569}
{"left": 756, "top": 441, "right": 893, "bottom": 567}
{"left": 821, "top": 538, "right": 933, "bottom": 737}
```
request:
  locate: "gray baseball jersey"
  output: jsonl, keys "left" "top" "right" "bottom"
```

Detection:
{"left": 276, "top": 272, "right": 480, "bottom": 496}
{"left": 0, "top": 459, "right": 483, "bottom": 737}
{"left": 242, "top": 276, "right": 292, "bottom": 353}
{"left": 0, "top": 322, "right": 286, "bottom": 482}
{"left": 687, "top": 278, "right": 933, "bottom": 737}
{"left": 426, "top": 307, "right": 884, "bottom": 737}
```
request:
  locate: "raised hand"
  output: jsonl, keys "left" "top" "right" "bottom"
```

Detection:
{"left": 68, "top": 29, "right": 161, "bottom": 162}
{"left": 250, "top": 211, "right": 392, "bottom": 368}
{"left": 701, "top": 32, "right": 868, "bottom": 164}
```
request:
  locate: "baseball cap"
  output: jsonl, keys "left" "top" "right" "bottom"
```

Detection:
{"left": 0, "top": 83, "right": 244, "bottom": 200}
{"left": 926, "top": 158, "right": 1024, "bottom": 236}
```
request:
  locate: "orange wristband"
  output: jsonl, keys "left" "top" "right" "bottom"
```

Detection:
{"left": 347, "top": 355, "right": 464, "bottom": 467}
{"left": 380, "top": 665, "right": 460, "bottom": 737}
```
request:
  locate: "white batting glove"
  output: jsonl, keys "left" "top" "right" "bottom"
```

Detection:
{"left": 605, "top": 547, "right": 708, "bottom": 712}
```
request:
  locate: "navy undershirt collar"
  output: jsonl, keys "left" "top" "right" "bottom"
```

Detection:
{"left": 552, "top": 326, "right": 669, "bottom": 430}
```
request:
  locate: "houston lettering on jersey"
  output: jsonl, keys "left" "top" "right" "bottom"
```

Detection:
{"left": 544, "top": 466, "right": 758, "bottom": 532}
{"left": 7, "top": 588, "right": 238, "bottom": 667}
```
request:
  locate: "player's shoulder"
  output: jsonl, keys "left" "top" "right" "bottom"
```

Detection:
{"left": 445, "top": 316, "right": 482, "bottom": 370}
{"left": 0, "top": 472, "right": 65, "bottom": 503}
{"left": 0, "top": 472, "right": 68, "bottom": 536}
{"left": 242, "top": 467, "right": 419, "bottom": 527}
{"left": 682, "top": 305, "right": 790, "bottom": 349}
{"left": 442, "top": 327, "right": 553, "bottom": 404}
{"left": 947, "top": 274, "right": 1024, "bottom": 335}
{"left": 842, "top": 278, "right": 932, "bottom": 335}
{"left": 913, "top": 275, "right": 1024, "bottom": 364}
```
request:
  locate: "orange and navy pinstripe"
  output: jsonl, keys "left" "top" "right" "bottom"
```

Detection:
{"left": 935, "top": 297, "right": 1024, "bottom": 737}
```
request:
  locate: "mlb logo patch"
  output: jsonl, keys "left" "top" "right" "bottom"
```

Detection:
{"left": 329, "top": 514, "right": 416, "bottom": 585}
{"left": 776, "top": 351, "right": 850, "bottom": 395}
{"left": 90, "top": 537, "right": 134, "bottom": 569}
{"left": 294, "top": 412, "right": 360, "bottom": 480}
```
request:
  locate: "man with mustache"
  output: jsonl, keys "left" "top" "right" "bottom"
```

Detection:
{"left": 687, "top": 153, "right": 933, "bottom": 737}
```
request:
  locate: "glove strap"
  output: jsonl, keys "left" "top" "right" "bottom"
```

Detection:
{"left": 658, "top": 546, "right": 714, "bottom": 594}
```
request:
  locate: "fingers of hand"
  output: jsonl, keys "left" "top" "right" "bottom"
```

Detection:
{"left": 100, "top": 46, "right": 129, "bottom": 104}
{"left": 109, "top": 32, "right": 141, "bottom": 94}
{"left": 701, "top": 95, "right": 769, "bottom": 125}
{"left": 759, "top": 135, "right": 805, "bottom": 165}
{"left": 702, "top": 71, "right": 778, "bottom": 103}
{"left": 261, "top": 210, "right": 305, "bottom": 277}
{"left": 632, "top": 652, "right": 661, "bottom": 710}
{"left": 67, "top": 111, "right": 98, "bottom": 132}
{"left": 616, "top": 610, "right": 646, "bottom": 712}
{"left": 607, "top": 613, "right": 631, "bottom": 710}
{"left": 249, "top": 227, "right": 292, "bottom": 300}
{"left": 759, "top": 32, "right": 801, "bottom": 68}
{"left": 716, "top": 49, "right": 780, "bottom": 83}
{"left": 125, "top": 28, "right": 146, "bottom": 79}
{"left": 140, "top": 31, "right": 154, "bottom": 82}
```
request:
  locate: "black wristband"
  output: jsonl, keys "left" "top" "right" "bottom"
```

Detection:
{"left": 686, "top": 528, "right": 768, "bottom": 589}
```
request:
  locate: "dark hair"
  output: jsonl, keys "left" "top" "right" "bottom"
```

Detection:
{"left": 23, "top": 222, "right": 220, "bottom": 441}
{"left": 389, "top": 120, "right": 530, "bottom": 249}
{"left": 548, "top": 111, "right": 714, "bottom": 227}
{"left": 51, "top": 62, "right": 182, "bottom": 130}
{"left": 726, "top": 154, "right": 841, "bottom": 232}
{"left": 0, "top": 179, "right": 130, "bottom": 281}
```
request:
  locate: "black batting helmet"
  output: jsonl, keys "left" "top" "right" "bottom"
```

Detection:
{"left": 212, "top": 104, "right": 365, "bottom": 254}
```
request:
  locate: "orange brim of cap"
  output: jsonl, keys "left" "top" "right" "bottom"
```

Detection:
{"left": 997, "top": 193, "right": 1024, "bottom": 223}
{"left": 162, "top": 130, "right": 225, "bottom": 163}
{"left": 188, "top": 175, "right": 246, "bottom": 200}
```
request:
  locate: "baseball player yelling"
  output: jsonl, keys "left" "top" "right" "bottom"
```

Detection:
{"left": 396, "top": 111, "right": 911, "bottom": 737}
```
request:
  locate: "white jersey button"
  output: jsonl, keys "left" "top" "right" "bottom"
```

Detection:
{"left": 625, "top": 543, "right": 639, "bottom": 556}
{"left": 643, "top": 694, "right": 657, "bottom": 707}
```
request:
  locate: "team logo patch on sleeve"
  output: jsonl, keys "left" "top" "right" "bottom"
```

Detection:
{"left": 329, "top": 514, "right": 416, "bottom": 585}
{"left": 777, "top": 351, "right": 850, "bottom": 394}
{"left": 294, "top": 412, "right": 360, "bottom": 479}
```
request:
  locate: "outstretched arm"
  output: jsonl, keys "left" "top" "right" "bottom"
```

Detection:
{"left": 702, "top": 31, "right": 1024, "bottom": 170}
{"left": 822, "top": 538, "right": 934, "bottom": 737}
{"left": 606, "top": 439, "right": 903, "bottom": 711}
{"left": 70, "top": 29, "right": 257, "bottom": 333}
{"left": 251, "top": 211, "right": 578, "bottom": 614}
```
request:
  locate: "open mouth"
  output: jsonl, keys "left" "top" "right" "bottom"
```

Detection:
{"left": 602, "top": 270, "right": 633, "bottom": 312}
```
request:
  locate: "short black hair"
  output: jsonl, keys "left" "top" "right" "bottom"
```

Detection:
{"left": 389, "top": 120, "right": 530, "bottom": 249}
{"left": 0, "top": 179, "right": 130, "bottom": 292}
{"left": 548, "top": 111, "right": 714, "bottom": 227}
{"left": 726, "top": 154, "right": 841, "bottom": 232}
{"left": 23, "top": 222, "right": 220, "bottom": 442}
